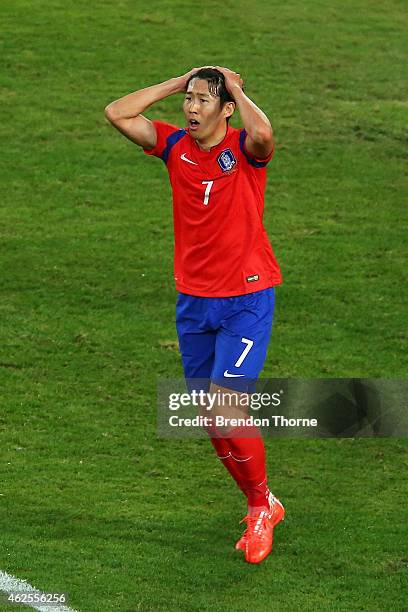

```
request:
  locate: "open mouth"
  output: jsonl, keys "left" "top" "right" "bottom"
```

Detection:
{"left": 189, "top": 119, "right": 200, "bottom": 130}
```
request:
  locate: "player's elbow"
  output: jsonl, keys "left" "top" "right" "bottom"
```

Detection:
{"left": 104, "top": 102, "right": 119, "bottom": 124}
{"left": 254, "top": 125, "right": 273, "bottom": 146}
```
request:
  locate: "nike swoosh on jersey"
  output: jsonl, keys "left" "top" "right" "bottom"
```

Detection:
{"left": 223, "top": 370, "right": 245, "bottom": 377}
{"left": 180, "top": 153, "right": 198, "bottom": 165}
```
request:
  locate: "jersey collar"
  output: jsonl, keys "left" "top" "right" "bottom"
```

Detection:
{"left": 191, "top": 125, "right": 232, "bottom": 155}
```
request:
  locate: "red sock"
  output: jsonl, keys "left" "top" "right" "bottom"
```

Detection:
{"left": 209, "top": 426, "right": 270, "bottom": 510}
{"left": 224, "top": 426, "right": 270, "bottom": 509}
{"left": 205, "top": 417, "right": 246, "bottom": 492}
{"left": 209, "top": 436, "right": 247, "bottom": 494}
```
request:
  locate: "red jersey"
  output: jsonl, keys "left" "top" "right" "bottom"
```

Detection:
{"left": 144, "top": 121, "right": 282, "bottom": 297}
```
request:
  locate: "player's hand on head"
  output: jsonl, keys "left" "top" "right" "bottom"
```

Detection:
{"left": 215, "top": 66, "right": 244, "bottom": 94}
{"left": 177, "top": 66, "right": 244, "bottom": 94}
{"left": 178, "top": 67, "right": 206, "bottom": 91}
{"left": 177, "top": 66, "right": 221, "bottom": 91}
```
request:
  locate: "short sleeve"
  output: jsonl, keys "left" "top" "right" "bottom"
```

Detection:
{"left": 143, "top": 120, "right": 181, "bottom": 159}
{"left": 239, "top": 129, "right": 275, "bottom": 167}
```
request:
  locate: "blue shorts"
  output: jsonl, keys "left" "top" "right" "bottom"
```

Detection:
{"left": 176, "top": 287, "right": 275, "bottom": 392}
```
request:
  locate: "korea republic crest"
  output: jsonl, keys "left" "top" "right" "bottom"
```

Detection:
{"left": 217, "top": 149, "right": 237, "bottom": 172}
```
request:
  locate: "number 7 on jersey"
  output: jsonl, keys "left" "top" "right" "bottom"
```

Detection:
{"left": 201, "top": 180, "right": 214, "bottom": 206}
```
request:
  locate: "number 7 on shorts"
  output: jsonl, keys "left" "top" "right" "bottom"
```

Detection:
{"left": 235, "top": 337, "right": 254, "bottom": 368}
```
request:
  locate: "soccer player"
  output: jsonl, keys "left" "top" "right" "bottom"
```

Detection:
{"left": 105, "top": 66, "right": 285, "bottom": 563}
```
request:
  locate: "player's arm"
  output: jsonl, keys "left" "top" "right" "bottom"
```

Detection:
{"left": 215, "top": 66, "right": 274, "bottom": 159}
{"left": 104, "top": 68, "right": 200, "bottom": 148}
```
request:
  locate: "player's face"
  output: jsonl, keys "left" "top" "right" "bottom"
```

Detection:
{"left": 183, "top": 78, "right": 229, "bottom": 141}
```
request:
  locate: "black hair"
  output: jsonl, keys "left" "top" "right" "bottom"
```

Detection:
{"left": 185, "top": 68, "right": 235, "bottom": 121}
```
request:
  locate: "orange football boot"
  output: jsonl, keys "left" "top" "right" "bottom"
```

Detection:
{"left": 235, "top": 494, "right": 285, "bottom": 563}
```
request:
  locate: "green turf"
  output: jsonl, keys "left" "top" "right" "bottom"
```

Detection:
{"left": 0, "top": 0, "right": 407, "bottom": 610}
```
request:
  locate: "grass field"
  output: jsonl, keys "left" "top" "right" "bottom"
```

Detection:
{"left": 0, "top": 0, "right": 407, "bottom": 610}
